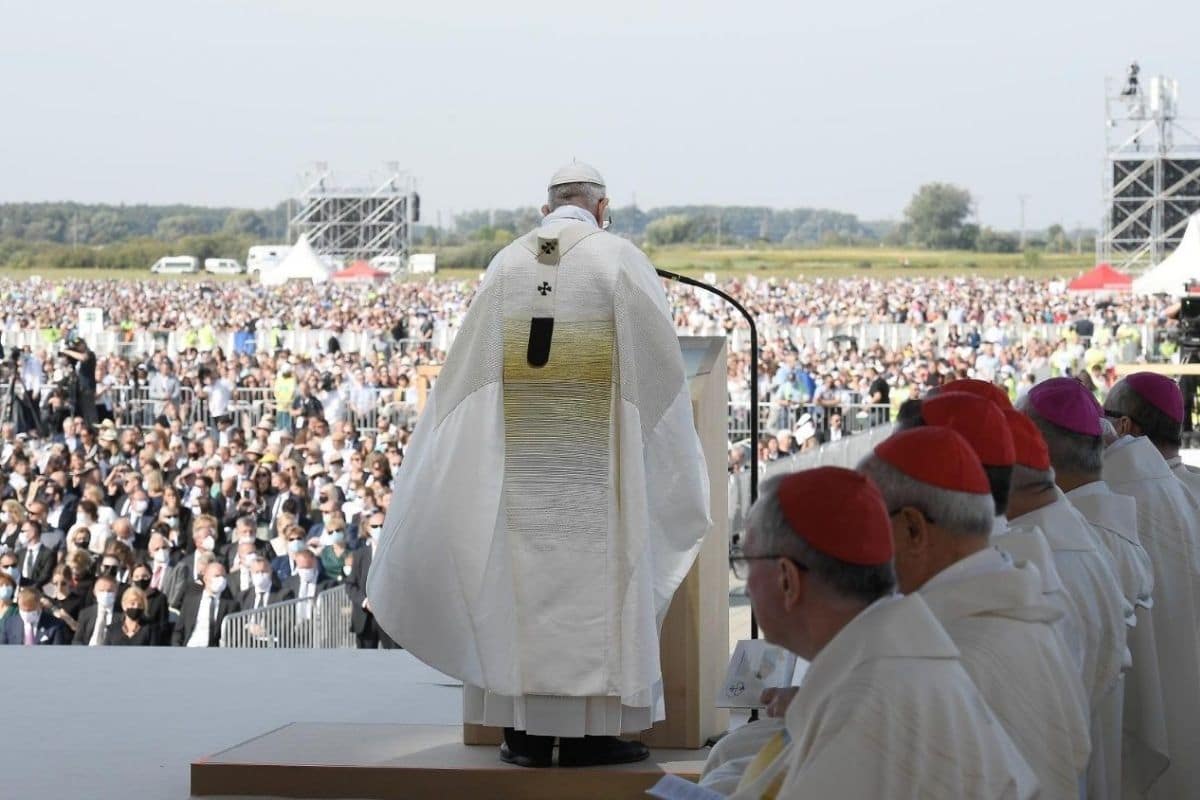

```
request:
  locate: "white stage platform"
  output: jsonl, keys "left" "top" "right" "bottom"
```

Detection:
{"left": 0, "top": 649, "right": 463, "bottom": 799}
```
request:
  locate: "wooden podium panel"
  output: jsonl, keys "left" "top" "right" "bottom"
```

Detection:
{"left": 466, "top": 337, "right": 730, "bottom": 750}
{"left": 192, "top": 723, "right": 706, "bottom": 800}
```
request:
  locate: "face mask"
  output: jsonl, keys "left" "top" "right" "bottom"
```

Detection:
{"left": 97, "top": 591, "right": 116, "bottom": 609}
{"left": 133, "top": 578, "right": 151, "bottom": 591}
{"left": 369, "top": 524, "right": 383, "bottom": 537}
{"left": 297, "top": 568, "right": 317, "bottom": 584}
{"left": 132, "top": 500, "right": 148, "bottom": 515}
{"left": 201, "top": 535, "right": 216, "bottom": 552}
{"left": 2, "top": 567, "right": 17, "bottom": 583}
{"left": 342, "top": 564, "right": 352, "bottom": 577}
{"left": 78, "top": 515, "right": 92, "bottom": 526}
{"left": 19, "top": 609, "right": 39, "bottom": 625}
{"left": 287, "top": 539, "right": 305, "bottom": 554}
{"left": 0, "top": 585, "right": 13, "bottom": 602}
{"left": 209, "top": 576, "right": 228, "bottom": 595}
{"left": 123, "top": 607, "right": 144, "bottom": 624}
{"left": 17, "top": 532, "right": 30, "bottom": 548}
{"left": 152, "top": 549, "right": 169, "bottom": 564}
{"left": 166, "top": 516, "right": 179, "bottom": 528}
{"left": 238, "top": 537, "right": 255, "bottom": 547}
{"left": 328, "top": 530, "right": 345, "bottom": 545}
{"left": 0, "top": 512, "right": 8, "bottom": 524}
{"left": 251, "top": 572, "right": 273, "bottom": 592}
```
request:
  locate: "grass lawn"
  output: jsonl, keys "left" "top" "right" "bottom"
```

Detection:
{"left": 0, "top": 247, "right": 1099, "bottom": 284}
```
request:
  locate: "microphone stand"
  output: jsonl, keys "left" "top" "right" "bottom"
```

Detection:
{"left": 655, "top": 267, "right": 761, "bottom": 643}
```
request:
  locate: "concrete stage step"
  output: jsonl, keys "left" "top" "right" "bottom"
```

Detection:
{"left": 192, "top": 723, "right": 708, "bottom": 800}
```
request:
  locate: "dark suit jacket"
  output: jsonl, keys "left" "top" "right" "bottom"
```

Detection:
{"left": 171, "top": 590, "right": 237, "bottom": 647}
{"left": 237, "top": 586, "right": 282, "bottom": 612}
{"left": 73, "top": 605, "right": 124, "bottom": 645}
{"left": 16, "top": 544, "right": 55, "bottom": 589}
{"left": 277, "top": 574, "right": 335, "bottom": 603}
{"left": 2, "top": 610, "right": 68, "bottom": 645}
{"left": 345, "top": 543, "right": 374, "bottom": 635}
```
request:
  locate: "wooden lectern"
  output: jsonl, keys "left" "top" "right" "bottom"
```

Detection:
{"left": 465, "top": 336, "right": 730, "bottom": 750}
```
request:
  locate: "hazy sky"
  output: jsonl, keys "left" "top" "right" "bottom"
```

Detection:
{"left": 1, "top": 0, "right": 1196, "bottom": 228}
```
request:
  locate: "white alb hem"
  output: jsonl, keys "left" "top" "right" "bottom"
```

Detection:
{"left": 462, "top": 681, "right": 665, "bottom": 737}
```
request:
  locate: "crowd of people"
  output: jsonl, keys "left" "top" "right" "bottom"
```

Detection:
{"left": 0, "top": 272, "right": 1183, "bottom": 652}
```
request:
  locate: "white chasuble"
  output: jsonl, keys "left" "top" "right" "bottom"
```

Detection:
{"left": 920, "top": 550, "right": 1091, "bottom": 800}
{"left": 991, "top": 516, "right": 1084, "bottom": 671}
{"left": 1009, "top": 493, "right": 1128, "bottom": 800}
{"left": 1067, "top": 479, "right": 1169, "bottom": 797}
{"left": 728, "top": 595, "right": 1037, "bottom": 800}
{"left": 1103, "top": 436, "right": 1200, "bottom": 798}
{"left": 1166, "top": 454, "right": 1200, "bottom": 501}
{"left": 368, "top": 209, "right": 711, "bottom": 737}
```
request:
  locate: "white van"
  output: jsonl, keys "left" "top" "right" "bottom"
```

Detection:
{"left": 246, "top": 245, "right": 292, "bottom": 274}
{"left": 150, "top": 256, "right": 199, "bottom": 274}
{"left": 369, "top": 254, "right": 403, "bottom": 273}
{"left": 204, "top": 258, "right": 244, "bottom": 275}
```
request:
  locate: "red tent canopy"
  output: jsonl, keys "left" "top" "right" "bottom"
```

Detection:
{"left": 331, "top": 260, "right": 389, "bottom": 283}
{"left": 1067, "top": 263, "right": 1132, "bottom": 292}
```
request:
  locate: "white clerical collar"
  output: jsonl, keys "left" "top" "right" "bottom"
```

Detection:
{"left": 541, "top": 205, "right": 598, "bottom": 228}
{"left": 1064, "top": 479, "right": 1107, "bottom": 499}
{"left": 921, "top": 547, "right": 1010, "bottom": 593}
{"left": 1165, "top": 455, "right": 1182, "bottom": 469}
{"left": 1107, "top": 434, "right": 1138, "bottom": 454}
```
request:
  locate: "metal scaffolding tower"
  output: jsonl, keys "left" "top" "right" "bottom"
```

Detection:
{"left": 1101, "top": 66, "right": 1200, "bottom": 272}
{"left": 288, "top": 163, "right": 418, "bottom": 264}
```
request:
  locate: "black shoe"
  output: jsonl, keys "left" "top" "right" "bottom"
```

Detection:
{"left": 499, "top": 728, "right": 554, "bottom": 768}
{"left": 557, "top": 736, "right": 650, "bottom": 767}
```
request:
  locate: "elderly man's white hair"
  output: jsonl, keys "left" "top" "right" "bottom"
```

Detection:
{"left": 547, "top": 181, "right": 606, "bottom": 212}
{"left": 857, "top": 454, "right": 994, "bottom": 537}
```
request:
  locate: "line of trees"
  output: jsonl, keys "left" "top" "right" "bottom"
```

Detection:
{"left": 0, "top": 188, "right": 1093, "bottom": 271}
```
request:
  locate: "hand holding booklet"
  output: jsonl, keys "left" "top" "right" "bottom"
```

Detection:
{"left": 715, "top": 639, "right": 798, "bottom": 710}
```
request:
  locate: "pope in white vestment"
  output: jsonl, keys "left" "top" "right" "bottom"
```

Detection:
{"left": 1102, "top": 433, "right": 1200, "bottom": 798}
{"left": 368, "top": 165, "right": 710, "bottom": 751}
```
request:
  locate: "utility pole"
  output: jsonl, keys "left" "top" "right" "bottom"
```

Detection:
{"left": 1018, "top": 194, "right": 1030, "bottom": 249}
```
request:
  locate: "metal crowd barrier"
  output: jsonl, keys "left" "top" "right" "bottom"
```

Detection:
{"left": 219, "top": 585, "right": 354, "bottom": 649}
{"left": 99, "top": 385, "right": 414, "bottom": 438}
{"left": 727, "top": 401, "right": 892, "bottom": 443}
{"left": 727, "top": 422, "right": 896, "bottom": 539}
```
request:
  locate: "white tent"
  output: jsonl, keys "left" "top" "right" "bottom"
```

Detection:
{"left": 1134, "top": 212, "right": 1200, "bottom": 296}
{"left": 259, "top": 234, "right": 333, "bottom": 286}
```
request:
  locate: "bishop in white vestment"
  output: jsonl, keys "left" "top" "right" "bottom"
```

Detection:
{"left": 1103, "top": 373, "right": 1200, "bottom": 798}
{"left": 899, "top": 391, "right": 1085, "bottom": 666}
{"left": 860, "top": 426, "right": 1090, "bottom": 799}
{"left": 728, "top": 467, "right": 1036, "bottom": 800}
{"left": 1003, "top": 407, "right": 1127, "bottom": 800}
{"left": 368, "top": 164, "right": 710, "bottom": 767}
{"left": 1022, "top": 377, "right": 1168, "bottom": 795}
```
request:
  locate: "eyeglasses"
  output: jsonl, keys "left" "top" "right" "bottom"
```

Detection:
{"left": 728, "top": 547, "right": 808, "bottom": 580}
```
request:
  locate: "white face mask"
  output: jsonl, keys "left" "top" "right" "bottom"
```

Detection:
{"left": 0, "top": 585, "right": 13, "bottom": 602}
{"left": 2, "top": 566, "right": 18, "bottom": 583}
{"left": 208, "top": 576, "right": 228, "bottom": 595}
{"left": 96, "top": 591, "right": 116, "bottom": 609}
{"left": 152, "top": 548, "right": 168, "bottom": 564}
{"left": 132, "top": 500, "right": 148, "bottom": 515}
{"left": 19, "top": 609, "right": 39, "bottom": 625}
{"left": 0, "top": 511, "right": 9, "bottom": 524}
{"left": 297, "top": 568, "right": 318, "bottom": 584}
{"left": 201, "top": 535, "right": 216, "bottom": 552}
{"left": 251, "top": 571, "right": 273, "bottom": 592}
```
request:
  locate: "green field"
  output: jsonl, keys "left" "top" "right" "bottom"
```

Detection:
{"left": 0, "top": 246, "right": 1098, "bottom": 284}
